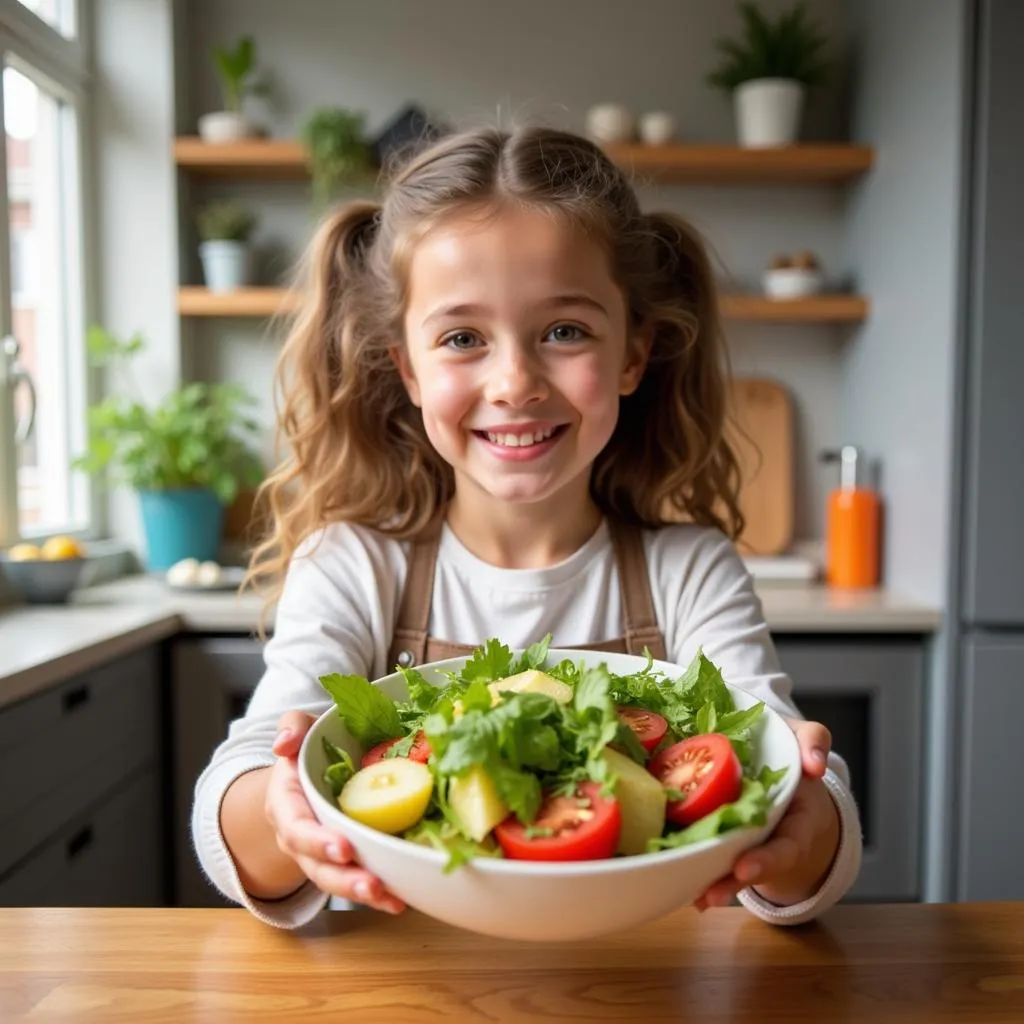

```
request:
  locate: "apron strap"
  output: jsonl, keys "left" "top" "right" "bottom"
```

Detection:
{"left": 607, "top": 519, "right": 668, "bottom": 662}
{"left": 387, "top": 521, "right": 442, "bottom": 671}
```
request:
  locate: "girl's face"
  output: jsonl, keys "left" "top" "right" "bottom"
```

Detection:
{"left": 394, "top": 205, "right": 649, "bottom": 512}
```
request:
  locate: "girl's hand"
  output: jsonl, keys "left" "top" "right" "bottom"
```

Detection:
{"left": 265, "top": 711, "right": 405, "bottom": 914}
{"left": 693, "top": 717, "right": 841, "bottom": 912}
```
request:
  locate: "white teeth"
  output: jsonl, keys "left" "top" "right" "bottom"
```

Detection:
{"left": 484, "top": 427, "right": 556, "bottom": 447}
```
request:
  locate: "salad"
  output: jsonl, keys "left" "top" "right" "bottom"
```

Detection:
{"left": 318, "top": 637, "right": 788, "bottom": 870}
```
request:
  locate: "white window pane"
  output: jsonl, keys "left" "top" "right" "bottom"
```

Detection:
{"left": 6, "top": 65, "right": 87, "bottom": 535}
{"left": 15, "top": 0, "right": 76, "bottom": 39}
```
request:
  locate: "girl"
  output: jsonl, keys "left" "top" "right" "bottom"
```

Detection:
{"left": 193, "top": 125, "right": 861, "bottom": 929}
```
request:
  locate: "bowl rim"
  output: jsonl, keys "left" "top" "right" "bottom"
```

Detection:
{"left": 298, "top": 648, "right": 803, "bottom": 876}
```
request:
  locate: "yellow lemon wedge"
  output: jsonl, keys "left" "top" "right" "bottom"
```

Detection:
{"left": 41, "top": 536, "right": 85, "bottom": 560}
{"left": 338, "top": 758, "right": 434, "bottom": 834}
{"left": 6, "top": 543, "right": 42, "bottom": 561}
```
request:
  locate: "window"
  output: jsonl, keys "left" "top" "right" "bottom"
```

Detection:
{"left": 15, "top": 0, "right": 75, "bottom": 39}
{"left": 0, "top": 0, "right": 89, "bottom": 544}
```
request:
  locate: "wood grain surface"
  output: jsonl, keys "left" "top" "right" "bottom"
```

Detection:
{"left": 1, "top": 903, "right": 1022, "bottom": 1022}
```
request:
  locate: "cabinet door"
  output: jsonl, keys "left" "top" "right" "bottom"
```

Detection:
{"left": 172, "top": 637, "right": 265, "bottom": 907}
{"left": 774, "top": 637, "right": 924, "bottom": 902}
{"left": 961, "top": 0, "right": 1024, "bottom": 625}
{"left": 0, "top": 768, "right": 164, "bottom": 907}
{"left": 957, "top": 637, "right": 1024, "bottom": 899}
{"left": 0, "top": 647, "right": 160, "bottom": 879}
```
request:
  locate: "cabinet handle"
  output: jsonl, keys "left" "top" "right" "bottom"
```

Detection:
{"left": 66, "top": 825, "right": 93, "bottom": 860}
{"left": 61, "top": 685, "right": 90, "bottom": 713}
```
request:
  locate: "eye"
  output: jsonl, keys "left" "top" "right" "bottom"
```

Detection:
{"left": 442, "top": 331, "right": 482, "bottom": 351}
{"left": 545, "top": 323, "right": 587, "bottom": 343}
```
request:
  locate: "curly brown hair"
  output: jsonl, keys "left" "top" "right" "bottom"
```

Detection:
{"left": 245, "top": 125, "right": 743, "bottom": 619}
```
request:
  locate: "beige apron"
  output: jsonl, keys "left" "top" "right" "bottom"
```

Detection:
{"left": 386, "top": 518, "right": 668, "bottom": 669}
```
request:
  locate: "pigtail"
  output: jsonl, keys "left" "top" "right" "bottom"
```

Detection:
{"left": 594, "top": 212, "right": 744, "bottom": 540}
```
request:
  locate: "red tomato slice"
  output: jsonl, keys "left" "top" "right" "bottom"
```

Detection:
{"left": 648, "top": 734, "right": 742, "bottom": 826}
{"left": 616, "top": 705, "right": 669, "bottom": 752}
{"left": 494, "top": 781, "right": 621, "bottom": 862}
{"left": 360, "top": 731, "right": 431, "bottom": 769}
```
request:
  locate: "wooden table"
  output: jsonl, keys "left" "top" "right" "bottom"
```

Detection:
{"left": 1, "top": 903, "right": 1022, "bottom": 1022}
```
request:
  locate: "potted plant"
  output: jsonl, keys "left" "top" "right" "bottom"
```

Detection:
{"left": 707, "top": 2, "right": 830, "bottom": 148}
{"left": 198, "top": 35, "right": 267, "bottom": 143}
{"left": 197, "top": 200, "right": 257, "bottom": 293}
{"left": 301, "top": 107, "right": 373, "bottom": 207}
{"left": 74, "top": 327, "right": 264, "bottom": 571}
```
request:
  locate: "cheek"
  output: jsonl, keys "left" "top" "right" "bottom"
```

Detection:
{"left": 566, "top": 356, "right": 623, "bottom": 431}
{"left": 417, "top": 365, "right": 476, "bottom": 429}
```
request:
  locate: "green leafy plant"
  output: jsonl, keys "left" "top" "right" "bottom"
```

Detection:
{"left": 74, "top": 326, "right": 264, "bottom": 503}
{"left": 301, "top": 107, "right": 372, "bottom": 206}
{"left": 213, "top": 35, "right": 267, "bottom": 112}
{"left": 196, "top": 200, "right": 257, "bottom": 243}
{"left": 707, "top": 2, "right": 830, "bottom": 92}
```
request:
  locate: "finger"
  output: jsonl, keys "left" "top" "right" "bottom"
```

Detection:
{"left": 786, "top": 717, "right": 832, "bottom": 778}
{"left": 695, "top": 875, "right": 743, "bottom": 910}
{"left": 733, "top": 807, "right": 817, "bottom": 883}
{"left": 266, "top": 763, "right": 354, "bottom": 863}
{"left": 273, "top": 711, "right": 316, "bottom": 758}
{"left": 297, "top": 858, "right": 405, "bottom": 914}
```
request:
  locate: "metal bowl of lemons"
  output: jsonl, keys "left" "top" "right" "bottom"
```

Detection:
{"left": 0, "top": 536, "right": 89, "bottom": 604}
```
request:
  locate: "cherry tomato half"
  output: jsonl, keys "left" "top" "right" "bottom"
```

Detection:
{"left": 616, "top": 705, "right": 669, "bottom": 752}
{"left": 648, "top": 733, "right": 742, "bottom": 826}
{"left": 360, "top": 730, "right": 432, "bottom": 769}
{"left": 494, "top": 781, "right": 621, "bottom": 862}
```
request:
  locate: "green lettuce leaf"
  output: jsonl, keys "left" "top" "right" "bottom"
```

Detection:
{"left": 319, "top": 672, "right": 403, "bottom": 749}
{"left": 403, "top": 817, "right": 503, "bottom": 873}
{"left": 321, "top": 737, "right": 356, "bottom": 796}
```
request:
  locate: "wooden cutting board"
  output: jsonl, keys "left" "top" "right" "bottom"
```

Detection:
{"left": 726, "top": 377, "right": 794, "bottom": 556}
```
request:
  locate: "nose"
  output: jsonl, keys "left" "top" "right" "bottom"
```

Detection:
{"left": 483, "top": 342, "right": 548, "bottom": 408}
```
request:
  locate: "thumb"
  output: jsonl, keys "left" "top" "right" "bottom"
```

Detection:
{"left": 273, "top": 711, "right": 316, "bottom": 759}
{"left": 785, "top": 716, "right": 831, "bottom": 779}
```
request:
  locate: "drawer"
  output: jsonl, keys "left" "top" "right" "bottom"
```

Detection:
{"left": 0, "top": 647, "right": 160, "bottom": 877}
{"left": 0, "top": 767, "right": 165, "bottom": 907}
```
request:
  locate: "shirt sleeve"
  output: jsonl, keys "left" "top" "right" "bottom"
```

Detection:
{"left": 190, "top": 526, "right": 400, "bottom": 928}
{"left": 650, "top": 526, "right": 864, "bottom": 924}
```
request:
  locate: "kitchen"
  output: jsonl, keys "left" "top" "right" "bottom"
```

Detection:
{"left": 0, "top": 0, "right": 1021, "bottom": 1019}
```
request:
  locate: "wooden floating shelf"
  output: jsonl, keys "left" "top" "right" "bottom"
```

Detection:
{"left": 179, "top": 287, "right": 868, "bottom": 323}
{"left": 174, "top": 137, "right": 874, "bottom": 184}
{"left": 719, "top": 294, "right": 869, "bottom": 322}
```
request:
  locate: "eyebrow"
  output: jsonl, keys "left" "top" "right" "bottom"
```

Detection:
{"left": 421, "top": 294, "right": 610, "bottom": 328}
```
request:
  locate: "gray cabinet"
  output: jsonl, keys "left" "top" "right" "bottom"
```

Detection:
{"left": 957, "top": 637, "right": 1024, "bottom": 900}
{"left": 960, "top": 0, "right": 1024, "bottom": 626}
{"left": 0, "top": 647, "right": 166, "bottom": 907}
{"left": 172, "top": 637, "right": 266, "bottom": 907}
{"left": 775, "top": 636, "right": 925, "bottom": 903}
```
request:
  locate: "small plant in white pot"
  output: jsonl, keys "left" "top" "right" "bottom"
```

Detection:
{"left": 708, "top": 2, "right": 830, "bottom": 148}
{"left": 197, "top": 201, "right": 257, "bottom": 293}
{"left": 198, "top": 36, "right": 267, "bottom": 143}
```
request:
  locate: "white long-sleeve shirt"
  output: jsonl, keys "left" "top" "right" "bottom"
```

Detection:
{"left": 192, "top": 519, "right": 862, "bottom": 928}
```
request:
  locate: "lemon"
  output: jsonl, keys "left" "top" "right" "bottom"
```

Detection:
{"left": 41, "top": 536, "right": 85, "bottom": 560}
{"left": 338, "top": 758, "right": 434, "bottom": 835}
{"left": 7, "top": 543, "right": 42, "bottom": 561}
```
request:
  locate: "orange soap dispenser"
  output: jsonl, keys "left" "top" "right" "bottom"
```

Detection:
{"left": 820, "top": 445, "right": 881, "bottom": 588}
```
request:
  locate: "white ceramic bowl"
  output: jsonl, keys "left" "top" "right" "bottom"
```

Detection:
{"left": 762, "top": 267, "right": 824, "bottom": 299}
{"left": 298, "top": 649, "right": 801, "bottom": 942}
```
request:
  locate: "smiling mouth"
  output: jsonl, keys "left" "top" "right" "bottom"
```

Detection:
{"left": 473, "top": 425, "right": 568, "bottom": 448}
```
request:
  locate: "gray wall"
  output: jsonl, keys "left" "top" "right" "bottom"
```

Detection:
{"left": 93, "top": 0, "right": 182, "bottom": 551}
{"left": 179, "top": 0, "right": 856, "bottom": 541}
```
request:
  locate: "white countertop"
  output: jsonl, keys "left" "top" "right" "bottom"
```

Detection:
{"left": 0, "top": 575, "right": 943, "bottom": 710}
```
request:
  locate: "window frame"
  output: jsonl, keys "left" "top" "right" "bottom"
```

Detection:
{"left": 0, "top": 0, "right": 96, "bottom": 541}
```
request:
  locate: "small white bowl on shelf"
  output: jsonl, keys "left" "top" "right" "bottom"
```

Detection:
{"left": 762, "top": 266, "right": 824, "bottom": 300}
